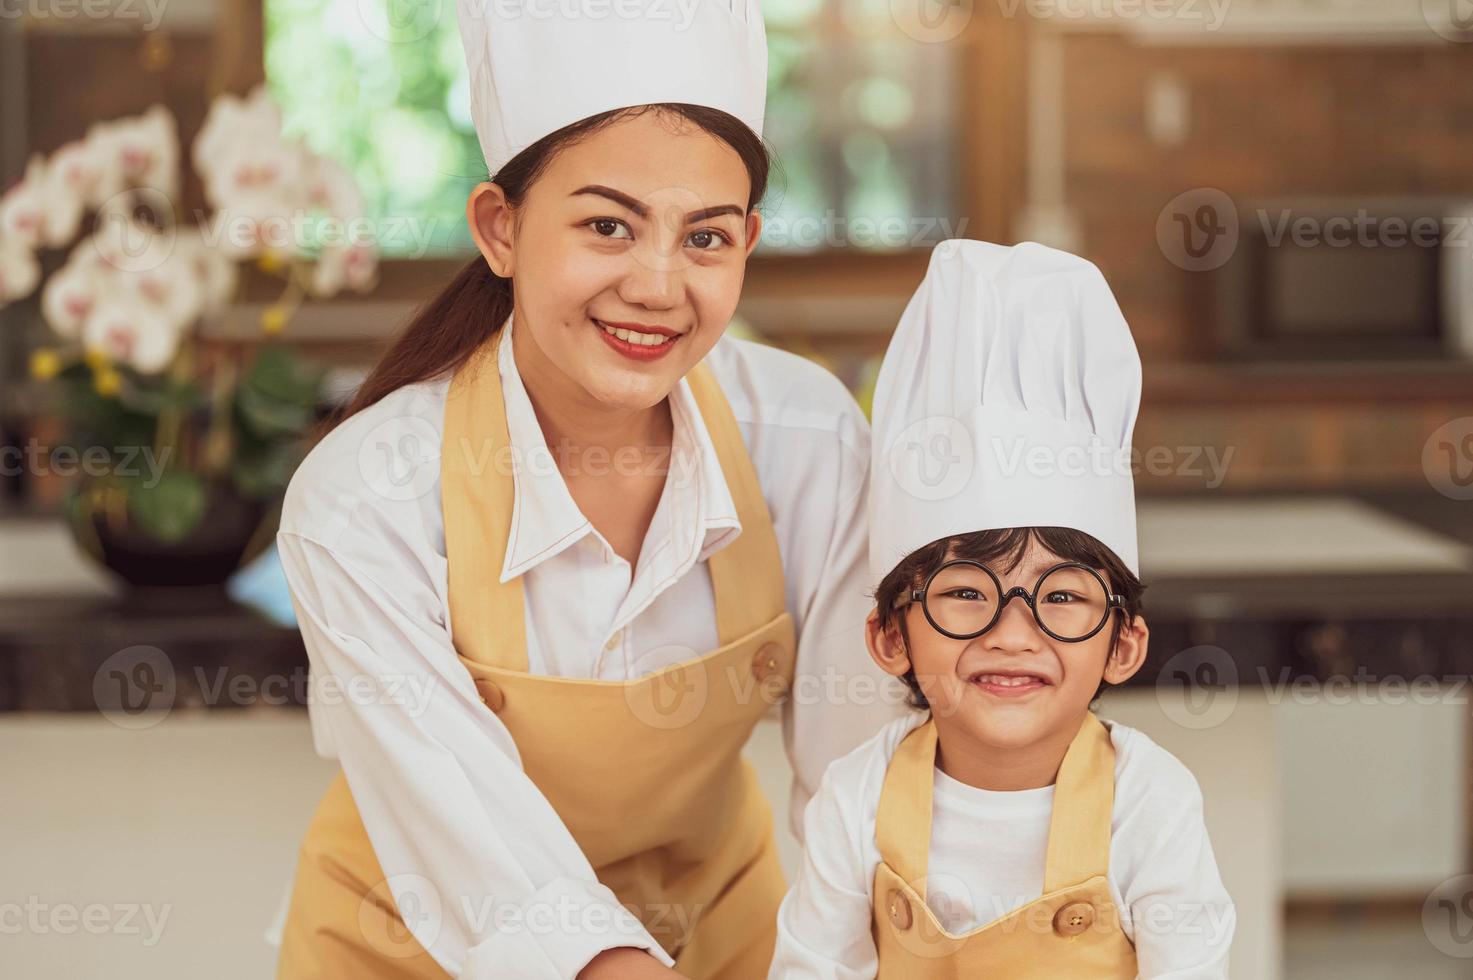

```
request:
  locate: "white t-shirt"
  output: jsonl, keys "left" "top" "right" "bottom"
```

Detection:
{"left": 770, "top": 712, "right": 1237, "bottom": 979}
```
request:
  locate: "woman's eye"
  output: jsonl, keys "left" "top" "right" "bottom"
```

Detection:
{"left": 588, "top": 218, "right": 632, "bottom": 240}
{"left": 686, "top": 229, "right": 729, "bottom": 251}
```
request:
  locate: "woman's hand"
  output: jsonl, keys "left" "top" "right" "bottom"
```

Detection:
{"left": 576, "top": 947, "right": 688, "bottom": 979}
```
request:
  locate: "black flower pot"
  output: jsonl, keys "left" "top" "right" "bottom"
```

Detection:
{"left": 68, "top": 481, "right": 273, "bottom": 590}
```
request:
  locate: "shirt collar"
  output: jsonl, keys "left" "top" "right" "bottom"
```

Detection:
{"left": 497, "top": 313, "right": 743, "bottom": 583}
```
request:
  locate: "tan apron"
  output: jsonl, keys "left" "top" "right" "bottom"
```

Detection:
{"left": 871, "top": 713, "right": 1137, "bottom": 978}
{"left": 277, "top": 333, "right": 796, "bottom": 979}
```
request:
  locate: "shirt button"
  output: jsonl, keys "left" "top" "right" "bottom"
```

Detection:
{"left": 886, "top": 889, "right": 912, "bottom": 931}
{"left": 1053, "top": 901, "right": 1096, "bottom": 937}
{"left": 604, "top": 631, "right": 622, "bottom": 652}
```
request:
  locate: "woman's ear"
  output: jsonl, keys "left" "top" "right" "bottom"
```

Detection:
{"left": 1102, "top": 614, "right": 1149, "bottom": 686}
{"left": 866, "top": 607, "right": 912, "bottom": 680}
{"left": 467, "top": 182, "right": 516, "bottom": 278}
{"left": 743, "top": 210, "right": 763, "bottom": 258}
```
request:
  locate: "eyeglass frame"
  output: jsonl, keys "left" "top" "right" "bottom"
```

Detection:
{"left": 892, "top": 559, "right": 1127, "bottom": 644}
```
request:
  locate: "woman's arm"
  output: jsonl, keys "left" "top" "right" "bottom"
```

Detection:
{"left": 280, "top": 528, "right": 675, "bottom": 978}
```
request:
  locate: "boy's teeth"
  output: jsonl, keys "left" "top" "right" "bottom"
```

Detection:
{"left": 600, "top": 322, "right": 669, "bottom": 346}
{"left": 976, "top": 674, "right": 1042, "bottom": 687}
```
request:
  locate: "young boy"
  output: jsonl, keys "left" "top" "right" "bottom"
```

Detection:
{"left": 769, "top": 241, "right": 1235, "bottom": 978}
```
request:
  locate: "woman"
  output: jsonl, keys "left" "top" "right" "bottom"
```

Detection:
{"left": 273, "top": 3, "right": 901, "bottom": 978}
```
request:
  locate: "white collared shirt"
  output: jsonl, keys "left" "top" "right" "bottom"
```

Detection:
{"left": 769, "top": 713, "right": 1238, "bottom": 979}
{"left": 275, "top": 317, "right": 907, "bottom": 978}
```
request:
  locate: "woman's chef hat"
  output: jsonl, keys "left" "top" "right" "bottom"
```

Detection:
{"left": 869, "top": 240, "right": 1143, "bottom": 579}
{"left": 456, "top": 0, "right": 768, "bottom": 176}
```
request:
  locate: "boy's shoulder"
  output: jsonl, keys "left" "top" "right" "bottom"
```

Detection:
{"left": 818, "top": 711, "right": 930, "bottom": 808}
{"left": 1103, "top": 719, "right": 1207, "bottom": 827}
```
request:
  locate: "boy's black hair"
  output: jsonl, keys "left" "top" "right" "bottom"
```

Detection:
{"left": 872, "top": 526, "right": 1146, "bottom": 711}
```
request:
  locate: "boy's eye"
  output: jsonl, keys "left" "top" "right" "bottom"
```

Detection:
{"left": 1044, "top": 591, "right": 1082, "bottom": 604}
{"left": 942, "top": 588, "right": 986, "bottom": 602}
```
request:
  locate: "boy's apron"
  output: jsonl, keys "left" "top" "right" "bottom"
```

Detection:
{"left": 871, "top": 713, "right": 1137, "bottom": 978}
{"left": 277, "top": 333, "right": 796, "bottom": 979}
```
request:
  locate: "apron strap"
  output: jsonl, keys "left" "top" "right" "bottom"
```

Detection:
{"left": 684, "top": 360, "right": 787, "bottom": 645}
{"left": 874, "top": 718, "right": 937, "bottom": 900}
{"left": 1042, "top": 712, "right": 1116, "bottom": 892}
{"left": 442, "top": 330, "right": 788, "bottom": 672}
{"left": 874, "top": 714, "right": 1115, "bottom": 901}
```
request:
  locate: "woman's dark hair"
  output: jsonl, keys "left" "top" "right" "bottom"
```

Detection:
{"left": 329, "top": 103, "right": 771, "bottom": 428}
{"left": 873, "top": 527, "right": 1146, "bottom": 710}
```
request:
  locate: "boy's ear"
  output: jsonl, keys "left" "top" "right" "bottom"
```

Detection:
{"left": 1102, "top": 614, "right": 1149, "bottom": 686}
{"left": 866, "top": 607, "right": 912, "bottom": 679}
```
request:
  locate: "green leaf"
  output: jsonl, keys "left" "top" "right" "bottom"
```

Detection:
{"left": 236, "top": 345, "right": 324, "bottom": 439}
{"left": 127, "top": 469, "right": 207, "bottom": 543}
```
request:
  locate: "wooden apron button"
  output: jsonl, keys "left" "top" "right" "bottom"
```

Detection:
{"left": 886, "top": 889, "right": 913, "bottom": 931}
{"left": 1053, "top": 901, "right": 1095, "bottom": 937}
{"left": 475, "top": 681, "right": 504, "bottom": 713}
{"left": 750, "top": 642, "right": 784, "bottom": 682}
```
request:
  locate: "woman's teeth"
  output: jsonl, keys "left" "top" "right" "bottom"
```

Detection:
{"left": 599, "top": 322, "right": 672, "bottom": 347}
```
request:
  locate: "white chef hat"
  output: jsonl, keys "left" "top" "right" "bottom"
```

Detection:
{"left": 456, "top": 0, "right": 768, "bottom": 177}
{"left": 869, "top": 240, "right": 1143, "bottom": 579}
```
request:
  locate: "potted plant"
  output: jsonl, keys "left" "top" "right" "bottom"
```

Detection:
{"left": 0, "top": 88, "right": 378, "bottom": 588}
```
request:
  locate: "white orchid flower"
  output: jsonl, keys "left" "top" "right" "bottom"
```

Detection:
{"left": 0, "top": 155, "right": 49, "bottom": 250}
{"left": 91, "top": 105, "right": 180, "bottom": 205}
{"left": 41, "top": 255, "right": 107, "bottom": 337}
{"left": 194, "top": 86, "right": 284, "bottom": 185}
{"left": 175, "top": 228, "right": 238, "bottom": 317}
{"left": 0, "top": 239, "right": 41, "bottom": 308}
{"left": 310, "top": 240, "right": 379, "bottom": 297}
{"left": 82, "top": 293, "right": 184, "bottom": 374}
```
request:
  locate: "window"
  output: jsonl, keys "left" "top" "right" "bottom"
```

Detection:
{"left": 264, "top": 0, "right": 959, "bottom": 258}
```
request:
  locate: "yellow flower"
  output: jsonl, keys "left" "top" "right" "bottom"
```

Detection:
{"left": 84, "top": 347, "right": 110, "bottom": 371}
{"left": 29, "top": 348, "right": 63, "bottom": 380}
{"left": 257, "top": 251, "right": 285, "bottom": 275}
{"left": 93, "top": 367, "right": 123, "bottom": 398}
{"left": 261, "top": 305, "right": 290, "bottom": 336}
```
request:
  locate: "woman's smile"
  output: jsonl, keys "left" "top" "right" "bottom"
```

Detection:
{"left": 593, "top": 317, "right": 683, "bottom": 361}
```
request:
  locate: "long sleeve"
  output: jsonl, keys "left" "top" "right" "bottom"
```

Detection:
{"left": 766, "top": 751, "right": 881, "bottom": 979}
{"left": 278, "top": 529, "right": 673, "bottom": 978}
{"left": 1112, "top": 733, "right": 1236, "bottom": 979}
{"left": 763, "top": 370, "right": 911, "bottom": 839}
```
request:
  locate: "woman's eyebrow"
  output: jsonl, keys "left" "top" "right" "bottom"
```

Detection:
{"left": 572, "top": 185, "right": 743, "bottom": 223}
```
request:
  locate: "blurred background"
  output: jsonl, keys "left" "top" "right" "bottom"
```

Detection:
{"left": 3, "top": 1, "right": 1473, "bottom": 977}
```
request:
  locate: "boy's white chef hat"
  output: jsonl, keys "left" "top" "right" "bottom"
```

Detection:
{"left": 869, "top": 240, "right": 1143, "bottom": 579}
{"left": 456, "top": 0, "right": 768, "bottom": 176}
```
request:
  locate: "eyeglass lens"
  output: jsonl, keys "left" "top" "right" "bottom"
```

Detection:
{"left": 923, "top": 563, "right": 1110, "bottom": 641}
